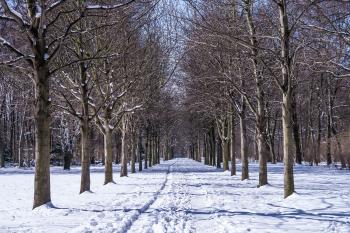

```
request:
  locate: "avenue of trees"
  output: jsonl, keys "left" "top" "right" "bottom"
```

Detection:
{"left": 1, "top": 0, "right": 350, "bottom": 209}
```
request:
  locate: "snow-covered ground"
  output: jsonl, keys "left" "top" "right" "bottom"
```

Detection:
{"left": 0, "top": 158, "right": 349, "bottom": 233}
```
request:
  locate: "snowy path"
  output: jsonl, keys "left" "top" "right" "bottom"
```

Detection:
{"left": 0, "top": 158, "right": 350, "bottom": 232}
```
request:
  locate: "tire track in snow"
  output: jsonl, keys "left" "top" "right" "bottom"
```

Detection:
{"left": 127, "top": 159, "right": 197, "bottom": 233}
{"left": 115, "top": 161, "right": 177, "bottom": 233}
{"left": 69, "top": 161, "right": 176, "bottom": 233}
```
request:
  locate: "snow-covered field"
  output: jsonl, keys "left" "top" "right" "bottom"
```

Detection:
{"left": 0, "top": 158, "right": 349, "bottom": 233}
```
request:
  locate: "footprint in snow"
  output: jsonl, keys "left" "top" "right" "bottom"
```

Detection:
{"left": 90, "top": 218, "right": 98, "bottom": 226}
{"left": 106, "top": 222, "right": 113, "bottom": 228}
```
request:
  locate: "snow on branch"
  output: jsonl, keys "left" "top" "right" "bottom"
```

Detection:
{"left": 85, "top": 0, "right": 136, "bottom": 10}
{"left": 47, "top": 0, "right": 66, "bottom": 12}
{"left": 125, "top": 105, "right": 143, "bottom": 113}
{"left": 0, "top": 0, "right": 29, "bottom": 26}
{"left": 0, "top": 37, "right": 33, "bottom": 66}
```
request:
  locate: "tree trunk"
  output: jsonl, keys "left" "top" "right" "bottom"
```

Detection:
{"left": 130, "top": 131, "right": 136, "bottom": 173}
{"left": 267, "top": 113, "right": 277, "bottom": 164}
{"left": 316, "top": 100, "right": 321, "bottom": 166}
{"left": 152, "top": 134, "right": 157, "bottom": 165}
{"left": 18, "top": 112, "right": 25, "bottom": 167}
{"left": 104, "top": 125, "right": 114, "bottom": 184}
{"left": 196, "top": 136, "right": 201, "bottom": 162}
{"left": 210, "top": 125, "right": 216, "bottom": 166}
{"left": 138, "top": 132, "right": 142, "bottom": 171}
{"left": 171, "top": 146, "right": 174, "bottom": 159}
{"left": 230, "top": 114, "right": 236, "bottom": 176}
{"left": 326, "top": 77, "right": 332, "bottom": 166}
{"left": 80, "top": 118, "right": 91, "bottom": 193}
{"left": 222, "top": 118, "right": 229, "bottom": 171}
{"left": 0, "top": 150, "right": 4, "bottom": 168}
{"left": 257, "top": 128, "right": 268, "bottom": 186}
{"left": 144, "top": 128, "right": 148, "bottom": 169}
{"left": 204, "top": 134, "right": 209, "bottom": 165}
{"left": 240, "top": 112, "right": 249, "bottom": 180}
{"left": 33, "top": 63, "right": 51, "bottom": 209}
{"left": 0, "top": 122, "right": 4, "bottom": 168}
{"left": 282, "top": 92, "right": 294, "bottom": 197}
{"left": 279, "top": 0, "right": 295, "bottom": 198}
{"left": 63, "top": 152, "right": 72, "bottom": 170}
{"left": 222, "top": 138, "right": 229, "bottom": 171}
{"left": 157, "top": 135, "right": 160, "bottom": 164}
{"left": 79, "top": 58, "right": 91, "bottom": 194}
{"left": 292, "top": 92, "right": 302, "bottom": 164}
{"left": 115, "top": 131, "right": 121, "bottom": 164}
{"left": 245, "top": 0, "right": 267, "bottom": 185}
{"left": 217, "top": 137, "right": 222, "bottom": 169}
{"left": 148, "top": 133, "right": 153, "bottom": 167}
{"left": 120, "top": 116, "right": 128, "bottom": 177}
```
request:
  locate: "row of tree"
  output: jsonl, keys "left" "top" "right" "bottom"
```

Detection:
{"left": 0, "top": 0, "right": 179, "bottom": 209}
{"left": 180, "top": 0, "right": 350, "bottom": 198}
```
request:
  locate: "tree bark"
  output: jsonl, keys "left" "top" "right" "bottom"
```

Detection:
{"left": 33, "top": 63, "right": 51, "bottom": 208}
{"left": 278, "top": 0, "right": 295, "bottom": 198}
{"left": 230, "top": 114, "right": 236, "bottom": 176}
{"left": 210, "top": 125, "right": 216, "bottom": 166}
{"left": 257, "top": 128, "right": 268, "bottom": 186}
{"left": 148, "top": 133, "right": 153, "bottom": 167}
{"left": 120, "top": 116, "right": 128, "bottom": 177}
{"left": 63, "top": 152, "right": 72, "bottom": 170}
{"left": 222, "top": 138, "right": 229, "bottom": 171}
{"left": 79, "top": 59, "right": 91, "bottom": 193}
{"left": 326, "top": 77, "right": 332, "bottom": 166}
{"left": 245, "top": 0, "right": 267, "bottom": 185}
{"left": 0, "top": 121, "right": 4, "bottom": 168}
{"left": 138, "top": 132, "right": 142, "bottom": 171}
{"left": 267, "top": 113, "right": 277, "bottom": 164}
{"left": 240, "top": 112, "right": 249, "bottom": 180}
{"left": 144, "top": 128, "right": 148, "bottom": 169}
{"left": 204, "top": 134, "right": 209, "bottom": 165}
{"left": 104, "top": 124, "right": 114, "bottom": 184}
{"left": 130, "top": 131, "right": 136, "bottom": 173}
{"left": 292, "top": 92, "right": 302, "bottom": 164}
{"left": 217, "top": 136, "right": 222, "bottom": 169}
{"left": 222, "top": 118, "right": 229, "bottom": 171}
{"left": 282, "top": 92, "right": 294, "bottom": 197}
{"left": 80, "top": 118, "right": 91, "bottom": 193}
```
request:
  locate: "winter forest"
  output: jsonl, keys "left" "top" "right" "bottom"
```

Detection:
{"left": 0, "top": 0, "right": 349, "bottom": 232}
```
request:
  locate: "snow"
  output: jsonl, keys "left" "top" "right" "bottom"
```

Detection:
{"left": 35, "top": 3, "right": 42, "bottom": 18}
{"left": 48, "top": 0, "right": 64, "bottom": 11}
{"left": 8, "top": 7, "right": 25, "bottom": 22}
{"left": 0, "top": 159, "right": 349, "bottom": 233}
{"left": 0, "top": 37, "right": 10, "bottom": 46}
{"left": 85, "top": 4, "right": 125, "bottom": 10}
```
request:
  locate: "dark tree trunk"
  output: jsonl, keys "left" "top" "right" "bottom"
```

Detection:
{"left": 104, "top": 125, "right": 114, "bottom": 184}
{"left": 33, "top": 62, "right": 51, "bottom": 209}
{"left": 144, "top": 128, "right": 148, "bottom": 169}
{"left": 63, "top": 151, "right": 72, "bottom": 170}
{"left": 138, "top": 132, "right": 143, "bottom": 172}
{"left": 230, "top": 114, "right": 236, "bottom": 176}
{"left": 292, "top": 92, "right": 302, "bottom": 164}
{"left": 80, "top": 118, "right": 91, "bottom": 193}
{"left": 120, "top": 116, "right": 128, "bottom": 177}
{"left": 130, "top": 131, "right": 136, "bottom": 173}
{"left": 217, "top": 137, "right": 222, "bottom": 169}
{"left": 240, "top": 112, "right": 249, "bottom": 180}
